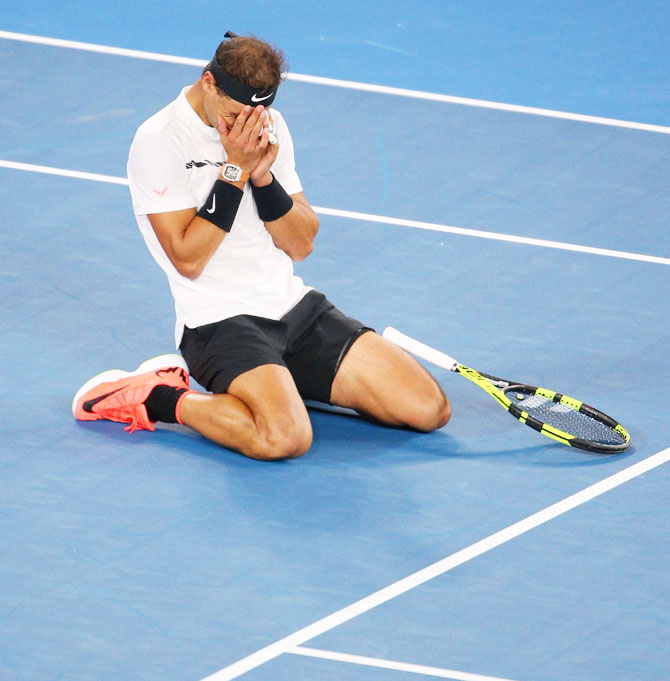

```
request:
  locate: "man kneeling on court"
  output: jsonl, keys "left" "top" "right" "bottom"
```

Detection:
{"left": 72, "top": 33, "right": 450, "bottom": 460}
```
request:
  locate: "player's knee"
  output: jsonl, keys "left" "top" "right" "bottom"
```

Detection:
{"left": 411, "top": 391, "right": 451, "bottom": 432}
{"left": 254, "top": 420, "right": 313, "bottom": 461}
{"left": 435, "top": 394, "right": 452, "bottom": 429}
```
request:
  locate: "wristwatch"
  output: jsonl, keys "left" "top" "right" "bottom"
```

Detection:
{"left": 220, "top": 163, "right": 249, "bottom": 183}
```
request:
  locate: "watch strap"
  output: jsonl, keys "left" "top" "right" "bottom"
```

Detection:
{"left": 220, "top": 163, "right": 249, "bottom": 184}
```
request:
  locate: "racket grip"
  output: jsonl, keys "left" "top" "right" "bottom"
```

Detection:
{"left": 382, "top": 327, "right": 459, "bottom": 372}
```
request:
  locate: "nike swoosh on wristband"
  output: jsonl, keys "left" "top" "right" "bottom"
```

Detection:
{"left": 206, "top": 194, "right": 216, "bottom": 213}
{"left": 251, "top": 92, "right": 274, "bottom": 102}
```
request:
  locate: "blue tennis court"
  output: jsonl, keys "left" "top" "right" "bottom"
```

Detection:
{"left": 1, "top": 3, "right": 669, "bottom": 680}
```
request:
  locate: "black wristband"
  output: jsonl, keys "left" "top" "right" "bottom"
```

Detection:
{"left": 250, "top": 174, "right": 294, "bottom": 222}
{"left": 196, "top": 179, "right": 244, "bottom": 232}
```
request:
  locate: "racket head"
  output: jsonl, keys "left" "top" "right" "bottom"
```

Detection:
{"left": 500, "top": 382, "right": 630, "bottom": 453}
{"left": 454, "top": 366, "right": 630, "bottom": 453}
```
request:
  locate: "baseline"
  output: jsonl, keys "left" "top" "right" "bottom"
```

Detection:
{"left": 198, "top": 448, "right": 670, "bottom": 680}
{"left": 2, "top": 160, "right": 669, "bottom": 267}
{"left": 1, "top": 30, "right": 669, "bottom": 134}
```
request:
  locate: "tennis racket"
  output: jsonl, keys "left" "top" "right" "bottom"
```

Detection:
{"left": 383, "top": 327, "right": 631, "bottom": 454}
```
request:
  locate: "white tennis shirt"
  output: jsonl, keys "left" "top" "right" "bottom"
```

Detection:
{"left": 127, "top": 87, "right": 310, "bottom": 347}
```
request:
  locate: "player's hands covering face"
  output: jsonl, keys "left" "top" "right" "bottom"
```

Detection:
{"left": 217, "top": 105, "right": 277, "bottom": 180}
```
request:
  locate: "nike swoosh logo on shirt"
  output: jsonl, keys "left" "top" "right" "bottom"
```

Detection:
{"left": 251, "top": 92, "right": 274, "bottom": 102}
{"left": 206, "top": 195, "right": 216, "bottom": 213}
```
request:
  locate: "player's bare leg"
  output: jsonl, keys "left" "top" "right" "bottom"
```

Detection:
{"left": 330, "top": 331, "right": 451, "bottom": 431}
{"left": 178, "top": 364, "right": 313, "bottom": 460}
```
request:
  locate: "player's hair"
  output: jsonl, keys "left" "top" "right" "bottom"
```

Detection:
{"left": 209, "top": 35, "right": 287, "bottom": 92}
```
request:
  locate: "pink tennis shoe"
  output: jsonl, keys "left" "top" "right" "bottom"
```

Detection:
{"left": 72, "top": 354, "right": 190, "bottom": 433}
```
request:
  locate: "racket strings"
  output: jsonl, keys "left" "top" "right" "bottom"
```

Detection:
{"left": 506, "top": 393, "right": 626, "bottom": 445}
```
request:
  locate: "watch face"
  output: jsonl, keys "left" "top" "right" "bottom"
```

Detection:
{"left": 223, "top": 164, "right": 241, "bottom": 181}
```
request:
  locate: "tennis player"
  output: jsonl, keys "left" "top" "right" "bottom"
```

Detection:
{"left": 72, "top": 33, "right": 450, "bottom": 460}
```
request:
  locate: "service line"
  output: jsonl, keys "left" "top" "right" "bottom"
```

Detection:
{"left": 289, "top": 646, "right": 522, "bottom": 681}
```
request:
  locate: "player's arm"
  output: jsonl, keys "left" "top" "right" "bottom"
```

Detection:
{"left": 149, "top": 164, "right": 250, "bottom": 280}
{"left": 148, "top": 208, "right": 230, "bottom": 280}
{"left": 145, "top": 107, "right": 267, "bottom": 279}
{"left": 266, "top": 191, "right": 319, "bottom": 262}
{"left": 253, "top": 182, "right": 319, "bottom": 261}
{"left": 248, "top": 129, "right": 319, "bottom": 261}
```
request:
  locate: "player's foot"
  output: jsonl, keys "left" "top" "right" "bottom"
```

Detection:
{"left": 72, "top": 354, "right": 190, "bottom": 433}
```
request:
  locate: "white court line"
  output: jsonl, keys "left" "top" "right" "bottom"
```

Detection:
{"left": 313, "top": 206, "right": 670, "bottom": 266}
{"left": 0, "top": 160, "right": 129, "bottom": 186}
{"left": 289, "top": 646, "right": 522, "bottom": 681}
{"left": 2, "top": 159, "right": 669, "bottom": 266}
{"left": 1, "top": 30, "right": 669, "bottom": 135}
{"left": 0, "top": 30, "right": 207, "bottom": 67}
{"left": 199, "top": 448, "right": 670, "bottom": 680}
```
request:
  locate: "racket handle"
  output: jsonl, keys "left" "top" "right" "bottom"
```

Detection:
{"left": 382, "top": 327, "right": 459, "bottom": 372}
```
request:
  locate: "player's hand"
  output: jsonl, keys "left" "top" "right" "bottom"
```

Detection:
{"left": 249, "top": 126, "right": 279, "bottom": 187}
{"left": 217, "top": 105, "right": 268, "bottom": 172}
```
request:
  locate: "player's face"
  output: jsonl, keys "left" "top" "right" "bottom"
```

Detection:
{"left": 202, "top": 73, "right": 246, "bottom": 129}
{"left": 215, "top": 95, "right": 246, "bottom": 130}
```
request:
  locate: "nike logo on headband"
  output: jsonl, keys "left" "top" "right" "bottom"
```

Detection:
{"left": 251, "top": 92, "right": 274, "bottom": 103}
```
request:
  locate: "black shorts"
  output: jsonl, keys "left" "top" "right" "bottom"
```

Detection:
{"left": 179, "top": 291, "right": 372, "bottom": 403}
